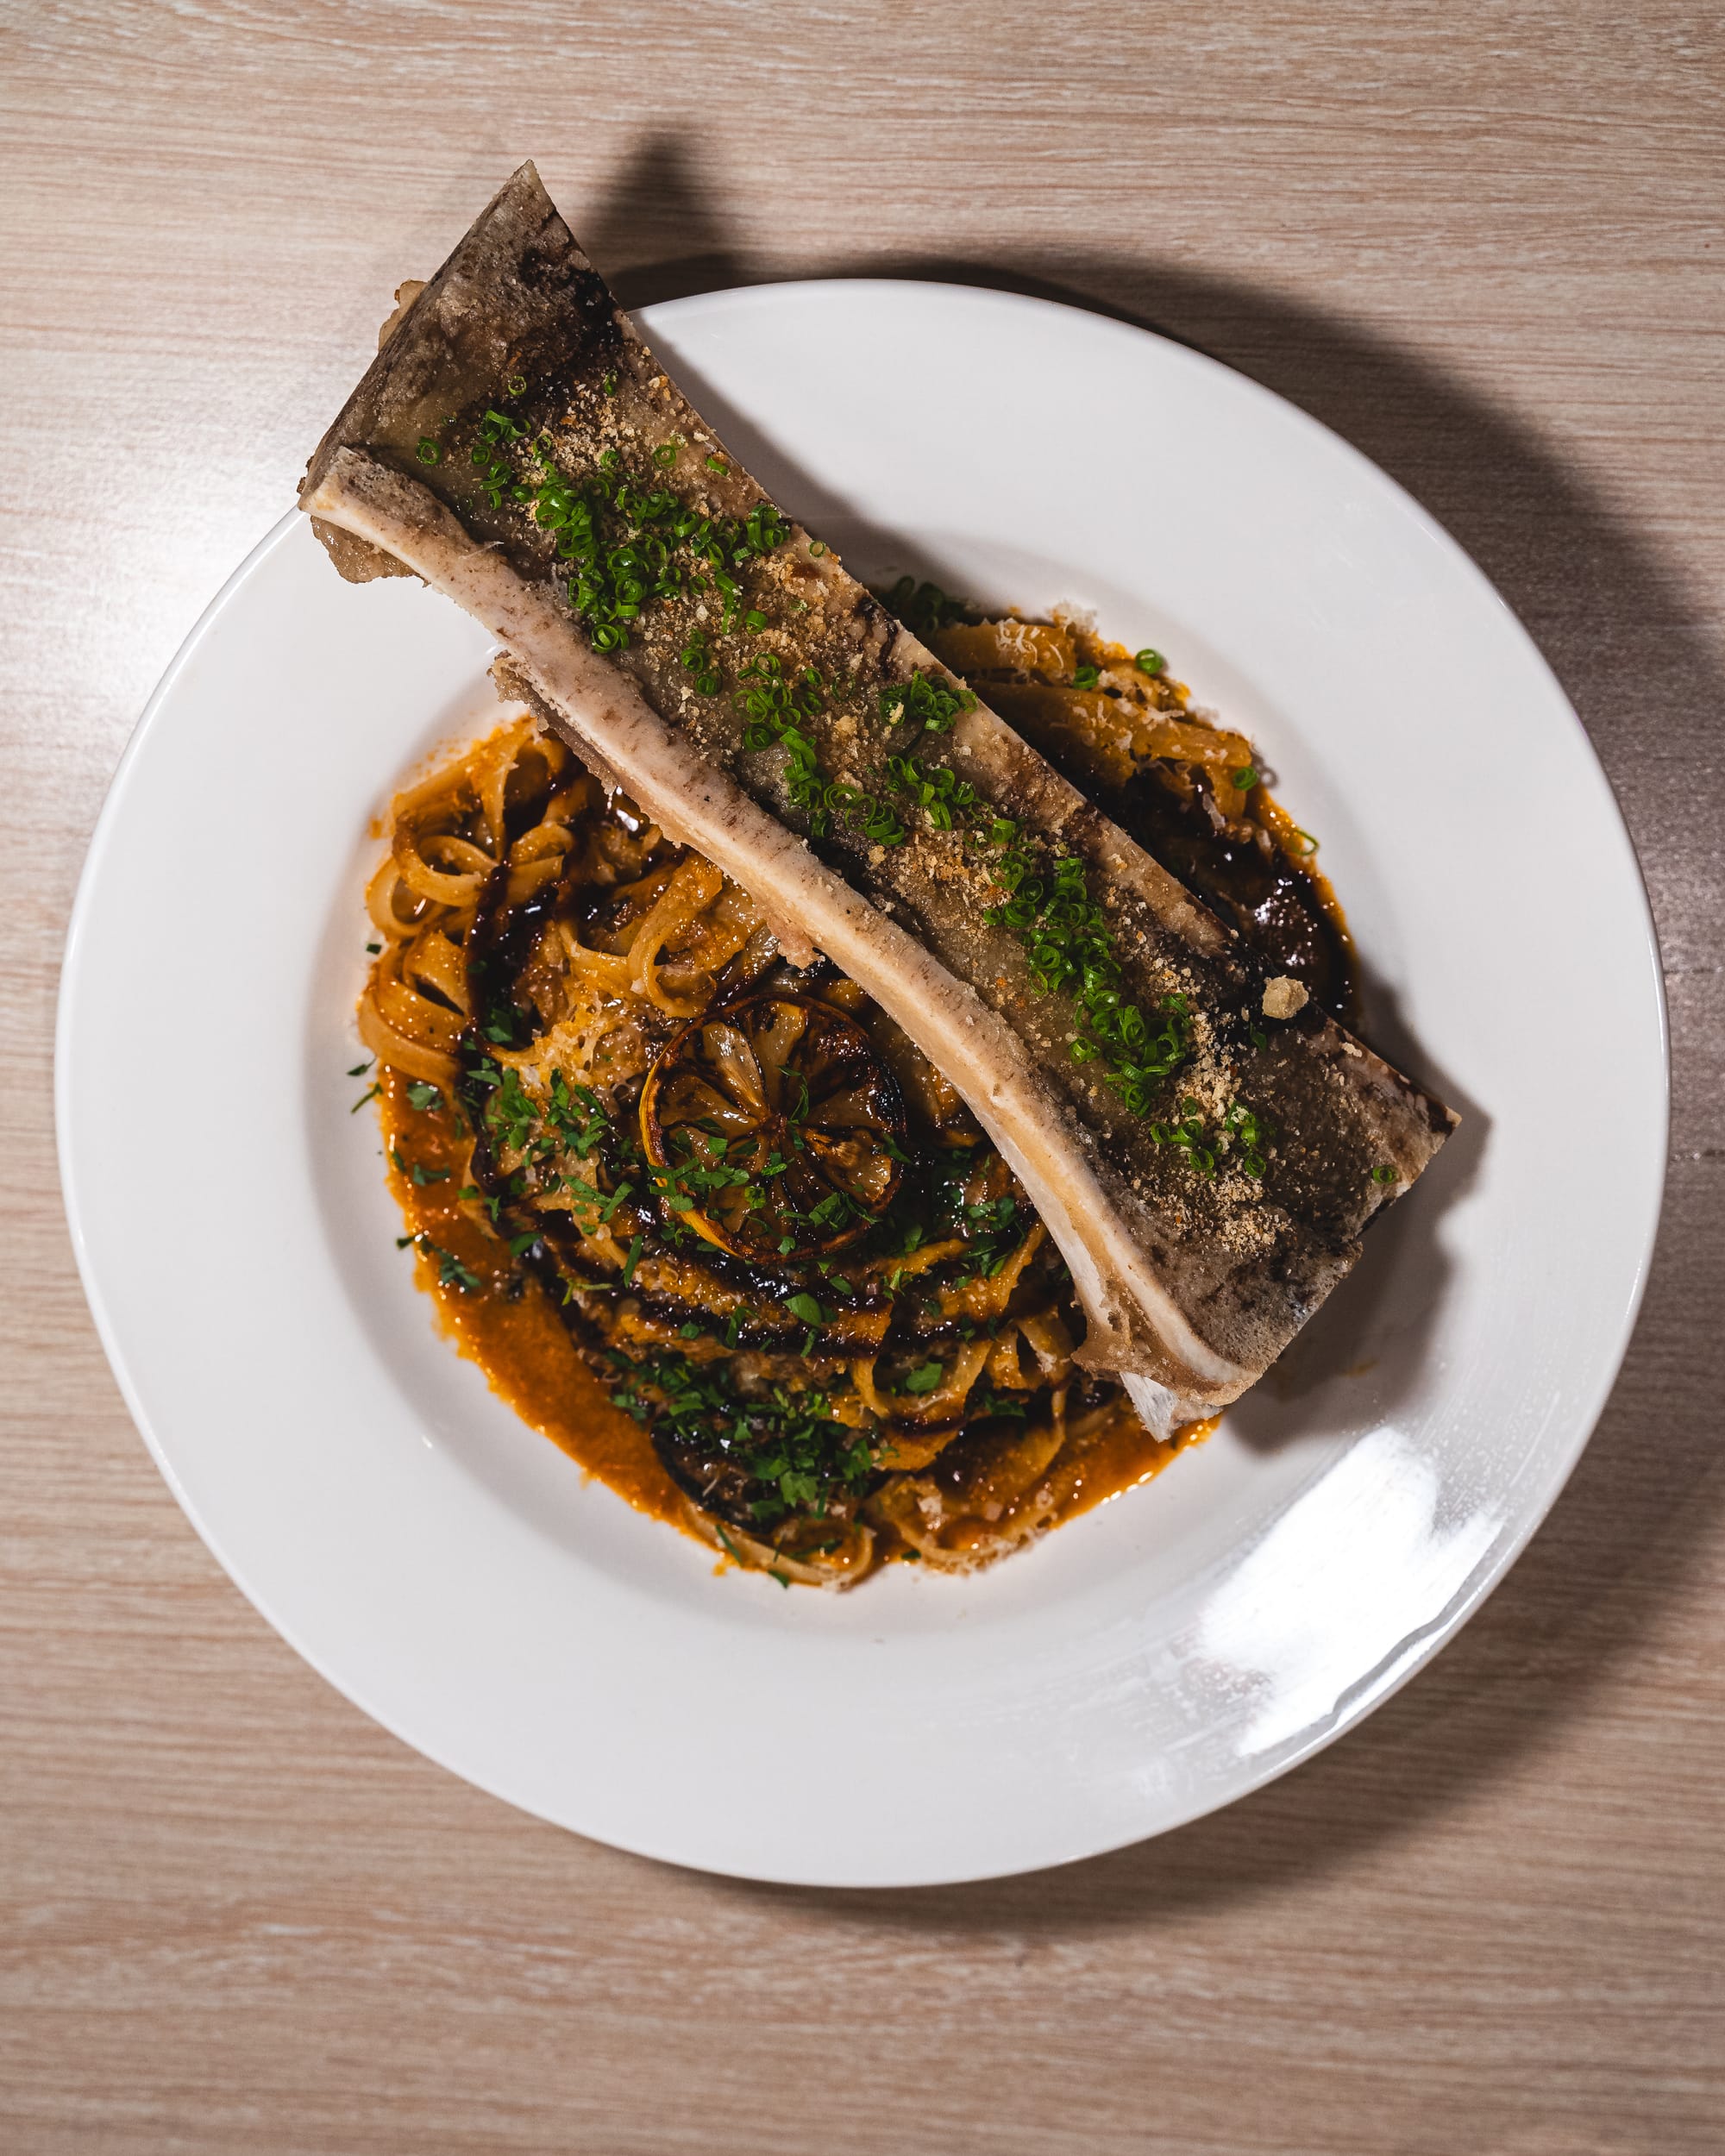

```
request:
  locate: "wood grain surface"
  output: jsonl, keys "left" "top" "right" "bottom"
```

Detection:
{"left": 3, "top": 3, "right": 1722, "bottom": 2151}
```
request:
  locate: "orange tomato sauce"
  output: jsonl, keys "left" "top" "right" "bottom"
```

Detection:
{"left": 379, "top": 1061, "right": 1210, "bottom": 1554}
{"left": 380, "top": 1066, "right": 685, "bottom": 1527}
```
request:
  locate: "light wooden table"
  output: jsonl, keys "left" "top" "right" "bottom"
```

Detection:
{"left": 4, "top": 5, "right": 1722, "bottom": 2151}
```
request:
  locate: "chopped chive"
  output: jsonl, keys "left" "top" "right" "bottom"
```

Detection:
{"left": 1232, "top": 766, "right": 1259, "bottom": 790}
{"left": 601, "top": 371, "right": 618, "bottom": 396}
{"left": 415, "top": 437, "right": 442, "bottom": 466}
{"left": 1373, "top": 1163, "right": 1399, "bottom": 1184}
{"left": 705, "top": 454, "right": 729, "bottom": 474}
{"left": 743, "top": 609, "right": 767, "bottom": 632}
{"left": 653, "top": 442, "right": 677, "bottom": 468}
{"left": 1073, "top": 664, "right": 1100, "bottom": 691}
{"left": 807, "top": 541, "right": 827, "bottom": 557}
{"left": 506, "top": 373, "right": 527, "bottom": 395}
{"left": 350, "top": 1082, "right": 381, "bottom": 1113}
{"left": 1134, "top": 647, "right": 1164, "bottom": 675}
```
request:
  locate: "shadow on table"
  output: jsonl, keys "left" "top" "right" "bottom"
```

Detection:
{"left": 586, "top": 135, "right": 1724, "bottom": 1931}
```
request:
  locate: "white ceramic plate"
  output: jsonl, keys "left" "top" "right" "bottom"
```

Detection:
{"left": 58, "top": 284, "right": 1666, "bottom": 1886}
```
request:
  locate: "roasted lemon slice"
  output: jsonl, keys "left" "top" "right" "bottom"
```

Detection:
{"left": 639, "top": 993, "right": 905, "bottom": 1263}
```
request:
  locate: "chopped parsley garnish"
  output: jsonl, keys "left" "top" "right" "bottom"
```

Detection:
{"left": 615, "top": 1351, "right": 875, "bottom": 1524}
{"left": 412, "top": 1238, "right": 482, "bottom": 1294}
{"left": 405, "top": 1081, "right": 443, "bottom": 1113}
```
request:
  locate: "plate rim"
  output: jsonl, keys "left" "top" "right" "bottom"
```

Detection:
{"left": 55, "top": 280, "right": 1671, "bottom": 1884}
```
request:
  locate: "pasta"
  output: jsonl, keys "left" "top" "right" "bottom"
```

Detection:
{"left": 360, "top": 605, "right": 1352, "bottom": 1586}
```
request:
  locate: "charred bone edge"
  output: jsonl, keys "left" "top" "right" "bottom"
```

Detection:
{"left": 304, "top": 447, "right": 1239, "bottom": 1422}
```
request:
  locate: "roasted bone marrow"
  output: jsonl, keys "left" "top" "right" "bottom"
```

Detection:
{"left": 316, "top": 164, "right": 1456, "bottom": 1583}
